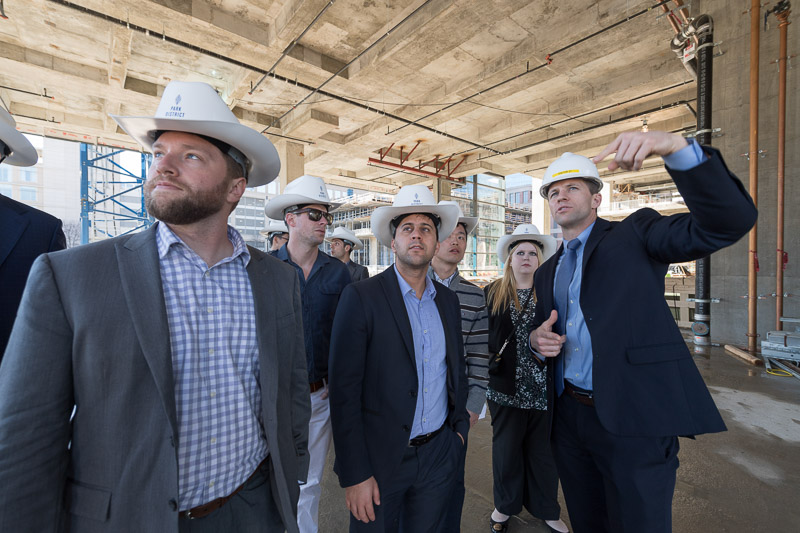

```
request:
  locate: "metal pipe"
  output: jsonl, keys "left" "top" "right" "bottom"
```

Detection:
{"left": 748, "top": 0, "right": 760, "bottom": 352}
{"left": 250, "top": 0, "right": 337, "bottom": 95}
{"left": 693, "top": 14, "right": 713, "bottom": 347}
{"left": 776, "top": 4, "right": 791, "bottom": 329}
{"left": 46, "top": 0, "right": 495, "bottom": 152}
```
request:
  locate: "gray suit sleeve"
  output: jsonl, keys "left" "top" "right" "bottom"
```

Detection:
{"left": 465, "top": 298, "right": 490, "bottom": 414}
{"left": 0, "top": 254, "right": 73, "bottom": 532}
{"left": 289, "top": 273, "right": 311, "bottom": 483}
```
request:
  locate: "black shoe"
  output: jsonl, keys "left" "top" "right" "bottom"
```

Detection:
{"left": 490, "top": 517, "right": 509, "bottom": 532}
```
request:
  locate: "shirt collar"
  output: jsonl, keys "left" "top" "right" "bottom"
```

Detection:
{"left": 155, "top": 221, "right": 251, "bottom": 266}
{"left": 395, "top": 263, "right": 437, "bottom": 300}
{"left": 276, "top": 244, "right": 330, "bottom": 270}
{"left": 565, "top": 220, "right": 596, "bottom": 250}
{"left": 428, "top": 265, "right": 459, "bottom": 288}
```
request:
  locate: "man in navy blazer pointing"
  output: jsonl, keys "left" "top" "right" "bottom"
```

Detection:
{"left": 530, "top": 131, "right": 756, "bottom": 533}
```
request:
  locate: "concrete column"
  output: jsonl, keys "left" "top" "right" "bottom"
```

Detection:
{"left": 277, "top": 140, "right": 305, "bottom": 192}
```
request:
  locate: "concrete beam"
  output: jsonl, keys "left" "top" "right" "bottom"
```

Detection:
{"left": 282, "top": 107, "right": 339, "bottom": 138}
{"left": 147, "top": 0, "right": 274, "bottom": 46}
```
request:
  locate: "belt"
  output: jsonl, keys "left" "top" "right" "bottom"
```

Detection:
{"left": 178, "top": 458, "right": 267, "bottom": 519}
{"left": 408, "top": 425, "right": 445, "bottom": 447}
{"left": 563, "top": 381, "right": 595, "bottom": 407}
{"left": 309, "top": 378, "right": 326, "bottom": 393}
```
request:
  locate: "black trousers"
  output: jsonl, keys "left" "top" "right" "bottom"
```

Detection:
{"left": 351, "top": 427, "right": 462, "bottom": 533}
{"left": 488, "top": 400, "right": 561, "bottom": 520}
{"left": 552, "top": 393, "right": 680, "bottom": 533}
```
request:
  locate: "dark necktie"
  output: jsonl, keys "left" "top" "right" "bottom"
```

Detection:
{"left": 553, "top": 238, "right": 581, "bottom": 396}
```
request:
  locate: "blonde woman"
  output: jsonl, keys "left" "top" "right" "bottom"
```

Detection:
{"left": 485, "top": 225, "right": 568, "bottom": 533}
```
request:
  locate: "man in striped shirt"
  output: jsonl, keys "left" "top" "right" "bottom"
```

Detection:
{"left": 429, "top": 201, "right": 490, "bottom": 531}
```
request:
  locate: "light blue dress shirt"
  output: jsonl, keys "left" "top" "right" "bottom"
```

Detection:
{"left": 394, "top": 265, "right": 449, "bottom": 438}
{"left": 552, "top": 139, "right": 706, "bottom": 391}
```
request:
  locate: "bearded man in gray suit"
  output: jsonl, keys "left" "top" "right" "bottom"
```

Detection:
{"left": 0, "top": 81, "right": 310, "bottom": 533}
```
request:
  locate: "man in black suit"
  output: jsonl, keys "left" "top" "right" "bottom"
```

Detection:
{"left": 329, "top": 185, "right": 468, "bottom": 532}
{"left": 529, "top": 131, "right": 757, "bottom": 533}
{"left": 0, "top": 107, "right": 66, "bottom": 359}
{"left": 328, "top": 226, "right": 369, "bottom": 282}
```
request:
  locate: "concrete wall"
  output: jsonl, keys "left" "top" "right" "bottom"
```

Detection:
{"left": 700, "top": 0, "right": 800, "bottom": 343}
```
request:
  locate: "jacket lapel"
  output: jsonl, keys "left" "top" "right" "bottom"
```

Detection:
{"left": 582, "top": 217, "right": 612, "bottom": 272}
{"left": 379, "top": 268, "right": 415, "bottom": 362}
{"left": 116, "top": 225, "right": 178, "bottom": 437}
{"left": 247, "top": 250, "right": 279, "bottom": 420}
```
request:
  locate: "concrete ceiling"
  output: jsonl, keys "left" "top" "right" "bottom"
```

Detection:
{"left": 0, "top": 0, "right": 698, "bottom": 193}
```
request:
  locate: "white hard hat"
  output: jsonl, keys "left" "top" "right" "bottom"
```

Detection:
{"left": 326, "top": 226, "right": 364, "bottom": 250}
{"left": 0, "top": 108, "right": 38, "bottom": 166}
{"left": 496, "top": 224, "right": 557, "bottom": 264}
{"left": 539, "top": 152, "right": 603, "bottom": 199}
{"left": 370, "top": 185, "right": 460, "bottom": 248}
{"left": 264, "top": 175, "right": 341, "bottom": 220}
{"left": 112, "top": 81, "right": 280, "bottom": 187}
{"left": 259, "top": 218, "right": 288, "bottom": 237}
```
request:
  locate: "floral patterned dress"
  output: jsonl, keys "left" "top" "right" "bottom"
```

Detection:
{"left": 486, "top": 288, "right": 547, "bottom": 411}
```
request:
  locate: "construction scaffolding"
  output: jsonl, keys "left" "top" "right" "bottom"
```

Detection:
{"left": 80, "top": 144, "right": 152, "bottom": 244}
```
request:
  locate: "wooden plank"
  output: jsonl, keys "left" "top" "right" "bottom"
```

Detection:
{"left": 724, "top": 345, "right": 764, "bottom": 367}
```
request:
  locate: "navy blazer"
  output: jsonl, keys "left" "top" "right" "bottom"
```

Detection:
{"left": 329, "top": 266, "right": 469, "bottom": 488}
{"left": 532, "top": 147, "right": 756, "bottom": 438}
{"left": 0, "top": 195, "right": 65, "bottom": 358}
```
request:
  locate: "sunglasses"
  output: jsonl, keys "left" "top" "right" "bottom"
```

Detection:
{"left": 291, "top": 207, "right": 333, "bottom": 225}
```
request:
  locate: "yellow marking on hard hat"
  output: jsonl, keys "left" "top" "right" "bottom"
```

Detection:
{"left": 552, "top": 169, "right": 580, "bottom": 177}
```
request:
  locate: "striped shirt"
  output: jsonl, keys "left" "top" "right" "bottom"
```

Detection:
{"left": 429, "top": 267, "right": 490, "bottom": 414}
{"left": 157, "top": 222, "right": 267, "bottom": 511}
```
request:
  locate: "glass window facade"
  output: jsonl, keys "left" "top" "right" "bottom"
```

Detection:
{"left": 440, "top": 174, "right": 505, "bottom": 278}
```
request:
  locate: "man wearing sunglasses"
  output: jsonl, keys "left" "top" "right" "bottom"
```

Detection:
{"left": 265, "top": 175, "right": 352, "bottom": 533}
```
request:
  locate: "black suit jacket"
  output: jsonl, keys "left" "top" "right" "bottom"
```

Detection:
{"left": 532, "top": 147, "right": 756, "bottom": 438}
{"left": 346, "top": 260, "right": 369, "bottom": 282}
{"left": 0, "top": 195, "right": 66, "bottom": 358}
{"left": 329, "top": 266, "right": 468, "bottom": 488}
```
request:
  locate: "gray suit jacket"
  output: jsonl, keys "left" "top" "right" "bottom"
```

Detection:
{"left": 0, "top": 225, "right": 310, "bottom": 532}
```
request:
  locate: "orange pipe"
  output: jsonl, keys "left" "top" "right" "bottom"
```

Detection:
{"left": 776, "top": 8, "right": 791, "bottom": 330}
{"left": 748, "top": 0, "right": 760, "bottom": 352}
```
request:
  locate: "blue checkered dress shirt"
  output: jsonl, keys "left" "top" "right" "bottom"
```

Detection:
{"left": 156, "top": 222, "right": 267, "bottom": 510}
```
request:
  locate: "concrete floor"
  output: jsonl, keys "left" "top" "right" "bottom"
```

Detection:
{"left": 318, "top": 339, "right": 800, "bottom": 532}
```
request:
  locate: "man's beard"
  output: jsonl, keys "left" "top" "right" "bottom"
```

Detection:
{"left": 395, "top": 245, "right": 435, "bottom": 269}
{"left": 145, "top": 178, "right": 229, "bottom": 225}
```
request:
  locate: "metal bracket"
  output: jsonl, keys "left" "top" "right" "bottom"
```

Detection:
{"left": 687, "top": 298, "right": 721, "bottom": 303}
{"left": 740, "top": 149, "right": 768, "bottom": 160}
{"left": 741, "top": 294, "right": 770, "bottom": 300}
{"left": 685, "top": 127, "right": 723, "bottom": 139}
{"left": 657, "top": 3, "right": 692, "bottom": 20}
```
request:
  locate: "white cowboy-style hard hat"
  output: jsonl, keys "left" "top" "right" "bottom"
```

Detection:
{"left": 326, "top": 226, "right": 364, "bottom": 250}
{"left": 0, "top": 108, "right": 37, "bottom": 167}
{"left": 540, "top": 152, "right": 603, "bottom": 199}
{"left": 264, "top": 175, "right": 340, "bottom": 220}
{"left": 370, "top": 185, "right": 460, "bottom": 248}
{"left": 259, "top": 218, "right": 289, "bottom": 237}
{"left": 437, "top": 200, "right": 478, "bottom": 235}
{"left": 111, "top": 81, "right": 280, "bottom": 188}
{"left": 496, "top": 224, "right": 557, "bottom": 264}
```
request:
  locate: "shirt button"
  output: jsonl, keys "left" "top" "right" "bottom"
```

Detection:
{"left": 204, "top": 271, "right": 210, "bottom": 277}
{"left": 568, "top": 322, "right": 572, "bottom": 327}
{"left": 422, "top": 418, "right": 426, "bottom": 423}
{"left": 208, "top": 349, "right": 214, "bottom": 355}
{"left": 209, "top": 481, "right": 215, "bottom": 488}
{"left": 423, "top": 329, "right": 427, "bottom": 333}
{"left": 424, "top": 388, "right": 428, "bottom": 393}
{"left": 207, "top": 307, "right": 213, "bottom": 314}
{"left": 210, "top": 437, "right": 217, "bottom": 444}
{"left": 574, "top": 348, "right": 579, "bottom": 352}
